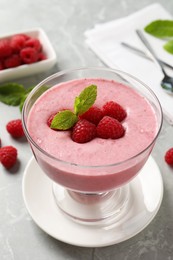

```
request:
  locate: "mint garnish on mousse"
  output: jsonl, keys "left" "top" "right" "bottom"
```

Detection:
{"left": 49, "top": 84, "right": 126, "bottom": 143}
{"left": 50, "top": 85, "right": 97, "bottom": 130}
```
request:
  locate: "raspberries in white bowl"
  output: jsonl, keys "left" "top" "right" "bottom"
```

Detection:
{"left": 0, "top": 28, "right": 56, "bottom": 82}
{"left": 0, "top": 34, "right": 45, "bottom": 68}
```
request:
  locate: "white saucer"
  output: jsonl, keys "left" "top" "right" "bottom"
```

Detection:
{"left": 22, "top": 156, "right": 163, "bottom": 247}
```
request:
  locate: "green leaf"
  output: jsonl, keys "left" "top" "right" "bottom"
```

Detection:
{"left": 144, "top": 20, "right": 173, "bottom": 38}
{"left": 74, "top": 85, "right": 97, "bottom": 115}
{"left": 0, "top": 93, "right": 23, "bottom": 106}
{"left": 50, "top": 85, "right": 97, "bottom": 130}
{"left": 0, "top": 83, "right": 25, "bottom": 106}
{"left": 163, "top": 40, "right": 173, "bottom": 54}
{"left": 0, "top": 83, "right": 25, "bottom": 95}
{"left": 0, "top": 83, "right": 48, "bottom": 112}
{"left": 51, "top": 110, "right": 78, "bottom": 130}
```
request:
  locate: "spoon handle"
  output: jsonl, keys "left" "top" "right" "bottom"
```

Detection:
{"left": 121, "top": 42, "right": 173, "bottom": 70}
{"left": 136, "top": 30, "right": 166, "bottom": 76}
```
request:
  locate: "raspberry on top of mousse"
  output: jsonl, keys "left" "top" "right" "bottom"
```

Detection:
{"left": 72, "top": 119, "right": 97, "bottom": 143}
{"left": 103, "top": 101, "right": 127, "bottom": 122}
{"left": 97, "top": 116, "right": 125, "bottom": 139}
{"left": 47, "top": 85, "right": 127, "bottom": 143}
{"left": 80, "top": 106, "right": 104, "bottom": 125}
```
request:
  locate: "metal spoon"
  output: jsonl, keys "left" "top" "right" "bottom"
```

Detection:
{"left": 136, "top": 29, "right": 173, "bottom": 94}
{"left": 121, "top": 42, "right": 173, "bottom": 70}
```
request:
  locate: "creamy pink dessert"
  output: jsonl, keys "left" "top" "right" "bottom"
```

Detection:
{"left": 27, "top": 78, "right": 158, "bottom": 192}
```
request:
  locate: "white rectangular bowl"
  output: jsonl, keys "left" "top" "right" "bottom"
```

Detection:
{"left": 0, "top": 28, "right": 57, "bottom": 83}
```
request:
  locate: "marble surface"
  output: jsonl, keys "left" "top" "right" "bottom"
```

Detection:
{"left": 0, "top": 0, "right": 173, "bottom": 259}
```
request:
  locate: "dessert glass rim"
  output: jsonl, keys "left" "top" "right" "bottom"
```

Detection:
{"left": 22, "top": 66, "right": 163, "bottom": 169}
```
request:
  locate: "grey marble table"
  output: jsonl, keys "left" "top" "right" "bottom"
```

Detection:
{"left": 1, "top": 0, "right": 173, "bottom": 259}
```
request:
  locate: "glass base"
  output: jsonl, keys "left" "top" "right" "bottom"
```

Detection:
{"left": 52, "top": 183, "right": 130, "bottom": 225}
{"left": 23, "top": 156, "right": 163, "bottom": 246}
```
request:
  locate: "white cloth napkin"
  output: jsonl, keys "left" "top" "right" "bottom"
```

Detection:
{"left": 85, "top": 3, "right": 173, "bottom": 124}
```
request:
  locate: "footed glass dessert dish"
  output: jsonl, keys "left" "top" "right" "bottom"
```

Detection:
{"left": 22, "top": 67, "right": 162, "bottom": 227}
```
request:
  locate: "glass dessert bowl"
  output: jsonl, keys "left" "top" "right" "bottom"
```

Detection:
{"left": 22, "top": 67, "right": 162, "bottom": 225}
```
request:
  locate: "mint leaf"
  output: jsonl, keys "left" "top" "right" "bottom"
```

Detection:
{"left": 144, "top": 20, "right": 173, "bottom": 38}
{"left": 0, "top": 93, "right": 23, "bottom": 106}
{"left": 0, "top": 83, "right": 25, "bottom": 95}
{"left": 74, "top": 85, "right": 97, "bottom": 115}
{"left": 0, "top": 83, "right": 25, "bottom": 106}
{"left": 163, "top": 40, "right": 173, "bottom": 54}
{"left": 0, "top": 82, "right": 48, "bottom": 112}
{"left": 51, "top": 110, "right": 78, "bottom": 130}
{"left": 50, "top": 85, "right": 97, "bottom": 130}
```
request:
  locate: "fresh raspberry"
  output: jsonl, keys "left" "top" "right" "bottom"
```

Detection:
{"left": 71, "top": 119, "right": 96, "bottom": 143}
{"left": 97, "top": 116, "right": 125, "bottom": 139}
{"left": 6, "top": 119, "right": 25, "bottom": 138}
{"left": 0, "top": 146, "right": 17, "bottom": 169}
{"left": 165, "top": 148, "right": 173, "bottom": 166}
{"left": 38, "top": 52, "right": 47, "bottom": 61}
{"left": 4, "top": 54, "right": 22, "bottom": 68}
{"left": 17, "top": 34, "right": 30, "bottom": 40}
{"left": 20, "top": 47, "right": 38, "bottom": 64}
{"left": 10, "top": 34, "right": 26, "bottom": 52}
{"left": 25, "top": 38, "right": 42, "bottom": 52}
{"left": 80, "top": 106, "right": 104, "bottom": 125}
{"left": 0, "top": 39, "right": 13, "bottom": 58}
{"left": 103, "top": 101, "right": 127, "bottom": 122}
{"left": 0, "top": 60, "right": 4, "bottom": 70}
{"left": 47, "top": 113, "right": 57, "bottom": 127}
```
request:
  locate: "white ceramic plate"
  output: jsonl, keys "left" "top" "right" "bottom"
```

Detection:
{"left": 22, "top": 156, "right": 163, "bottom": 247}
{"left": 0, "top": 28, "right": 56, "bottom": 82}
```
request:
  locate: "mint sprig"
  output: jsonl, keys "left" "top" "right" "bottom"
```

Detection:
{"left": 0, "top": 83, "right": 25, "bottom": 106}
{"left": 163, "top": 40, "right": 173, "bottom": 54}
{"left": 144, "top": 20, "right": 173, "bottom": 55}
{"left": 74, "top": 84, "right": 97, "bottom": 115}
{"left": 51, "top": 110, "right": 78, "bottom": 130}
{"left": 51, "top": 85, "right": 97, "bottom": 130}
{"left": 0, "top": 83, "right": 49, "bottom": 112}
{"left": 0, "top": 83, "right": 35, "bottom": 111}
{"left": 144, "top": 20, "right": 173, "bottom": 38}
